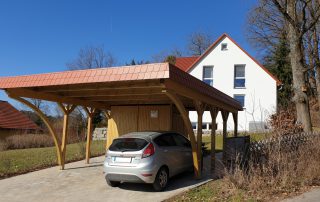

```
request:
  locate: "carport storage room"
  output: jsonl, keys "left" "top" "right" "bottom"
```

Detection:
{"left": 106, "top": 105, "right": 186, "bottom": 148}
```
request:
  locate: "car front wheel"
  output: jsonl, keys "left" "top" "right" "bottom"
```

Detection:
{"left": 153, "top": 167, "right": 168, "bottom": 191}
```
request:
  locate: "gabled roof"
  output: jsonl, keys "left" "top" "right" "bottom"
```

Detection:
{"left": 0, "top": 63, "right": 243, "bottom": 112}
{"left": 175, "top": 56, "right": 199, "bottom": 72}
{"left": 0, "top": 101, "right": 39, "bottom": 130}
{"left": 175, "top": 33, "right": 281, "bottom": 85}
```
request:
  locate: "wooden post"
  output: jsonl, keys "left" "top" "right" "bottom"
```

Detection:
{"left": 58, "top": 103, "right": 76, "bottom": 170}
{"left": 232, "top": 112, "right": 238, "bottom": 137}
{"left": 209, "top": 107, "right": 219, "bottom": 175}
{"left": 104, "top": 110, "right": 111, "bottom": 150}
{"left": 194, "top": 101, "right": 205, "bottom": 176}
{"left": 84, "top": 107, "right": 96, "bottom": 164}
{"left": 164, "top": 90, "right": 201, "bottom": 179}
{"left": 221, "top": 110, "right": 229, "bottom": 164}
{"left": 8, "top": 95, "right": 63, "bottom": 167}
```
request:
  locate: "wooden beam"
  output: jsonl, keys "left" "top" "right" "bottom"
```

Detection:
{"left": 164, "top": 90, "right": 201, "bottom": 179}
{"left": 194, "top": 100, "right": 205, "bottom": 175}
{"left": 232, "top": 112, "right": 238, "bottom": 137}
{"left": 221, "top": 110, "right": 229, "bottom": 164}
{"left": 58, "top": 88, "right": 164, "bottom": 97}
{"left": 164, "top": 80, "right": 240, "bottom": 113}
{"left": 83, "top": 94, "right": 168, "bottom": 101}
{"left": 83, "top": 107, "right": 96, "bottom": 164}
{"left": 59, "top": 103, "right": 76, "bottom": 170}
{"left": 209, "top": 106, "right": 219, "bottom": 175}
{"left": 36, "top": 80, "right": 165, "bottom": 93}
{"left": 8, "top": 95, "right": 63, "bottom": 167}
{"left": 7, "top": 88, "right": 109, "bottom": 110}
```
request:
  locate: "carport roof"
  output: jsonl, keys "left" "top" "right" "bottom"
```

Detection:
{"left": 0, "top": 63, "right": 242, "bottom": 112}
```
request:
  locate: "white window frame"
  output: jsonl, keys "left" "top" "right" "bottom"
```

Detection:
{"left": 203, "top": 66, "right": 214, "bottom": 86}
{"left": 234, "top": 64, "right": 246, "bottom": 89}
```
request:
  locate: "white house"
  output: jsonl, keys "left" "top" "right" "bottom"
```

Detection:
{"left": 175, "top": 33, "right": 281, "bottom": 132}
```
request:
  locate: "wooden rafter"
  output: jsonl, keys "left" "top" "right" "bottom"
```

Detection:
{"left": 164, "top": 90, "right": 201, "bottom": 179}
{"left": 7, "top": 94, "right": 63, "bottom": 167}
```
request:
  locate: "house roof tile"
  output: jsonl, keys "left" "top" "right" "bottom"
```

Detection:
{"left": 0, "top": 101, "right": 39, "bottom": 130}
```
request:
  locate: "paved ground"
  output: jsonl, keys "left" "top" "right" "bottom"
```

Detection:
{"left": 0, "top": 156, "right": 216, "bottom": 202}
{"left": 282, "top": 188, "right": 320, "bottom": 202}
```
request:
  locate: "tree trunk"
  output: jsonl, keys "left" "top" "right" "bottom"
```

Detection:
{"left": 313, "top": 29, "right": 320, "bottom": 115}
{"left": 287, "top": 1, "right": 312, "bottom": 132}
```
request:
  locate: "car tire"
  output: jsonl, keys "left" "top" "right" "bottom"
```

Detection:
{"left": 153, "top": 167, "right": 169, "bottom": 191}
{"left": 106, "top": 178, "right": 120, "bottom": 187}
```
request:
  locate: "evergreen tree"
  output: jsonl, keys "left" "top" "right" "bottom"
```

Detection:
{"left": 263, "top": 37, "right": 292, "bottom": 108}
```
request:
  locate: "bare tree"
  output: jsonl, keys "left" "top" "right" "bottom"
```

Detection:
{"left": 187, "top": 31, "right": 213, "bottom": 56}
{"left": 151, "top": 48, "right": 183, "bottom": 63}
{"left": 66, "top": 45, "right": 117, "bottom": 70}
{"left": 270, "top": 0, "right": 320, "bottom": 132}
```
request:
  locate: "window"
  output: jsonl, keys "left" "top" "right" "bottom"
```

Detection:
{"left": 234, "top": 94, "right": 245, "bottom": 107}
{"left": 203, "top": 66, "right": 214, "bottom": 86}
{"left": 234, "top": 65, "right": 245, "bottom": 88}
{"left": 221, "top": 43, "right": 228, "bottom": 51}
{"left": 192, "top": 122, "right": 197, "bottom": 130}
{"left": 109, "top": 138, "right": 148, "bottom": 152}
{"left": 154, "top": 134, "right": 176, "bottom": 147}
{"left": 202, "top": 123, "right": 207, "bottom": 130}
{"left": 172, "top": 133, "right": 191, "bottom": 148}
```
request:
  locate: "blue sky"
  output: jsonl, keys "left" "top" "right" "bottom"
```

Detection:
{"left": 0, "top": 0, "right": 258, "bottom": 107}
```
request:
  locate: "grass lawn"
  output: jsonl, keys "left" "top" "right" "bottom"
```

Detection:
{"left": 0, "top": 140, "right": 106, "bottom": 178}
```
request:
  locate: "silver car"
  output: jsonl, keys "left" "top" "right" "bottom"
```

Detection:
{"left": 103, "top": 131, "right": 193, "bottom": 191}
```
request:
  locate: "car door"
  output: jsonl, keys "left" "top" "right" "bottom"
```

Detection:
{"left": 172, "top": 133, "right": 193, "bottom": 171}
{"left": 153, "top": 133, "right": 181, "bottom": 176}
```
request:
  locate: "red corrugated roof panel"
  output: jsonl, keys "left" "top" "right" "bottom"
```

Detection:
{"left": 175, "top": 56, "right": 199, "bottom": 72}
{"left": 0, "top": 101, "right": 39, "bottom": 130}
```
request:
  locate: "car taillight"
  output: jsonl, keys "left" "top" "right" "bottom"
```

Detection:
{"left": 142, "top": 143, "right": 155, "bottom": 158}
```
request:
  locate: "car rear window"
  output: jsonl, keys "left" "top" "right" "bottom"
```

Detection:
{"left": 109, "top": 138, "right": 148, "bottom": 152}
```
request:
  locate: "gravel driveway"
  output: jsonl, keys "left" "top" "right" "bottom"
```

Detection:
{"left": 0, "top": 156, "right": 212, "bottom": 202}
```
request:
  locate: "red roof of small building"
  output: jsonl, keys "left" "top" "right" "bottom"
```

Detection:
{"left": 0, "top": 101, "right": 39, "bottom": 130}
{"left": 175, "top": 56, "right": 199, "bottom": 72}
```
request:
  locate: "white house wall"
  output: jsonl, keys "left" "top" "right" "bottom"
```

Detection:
{"left": 188, "top": 36, "right": 277, "bottom": 132}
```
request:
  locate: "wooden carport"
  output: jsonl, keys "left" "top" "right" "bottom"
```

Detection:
{"left": 0, "top": 63, "right": 242, "bottom": 178}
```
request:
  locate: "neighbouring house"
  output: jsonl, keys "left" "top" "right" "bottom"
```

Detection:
{"left": 0, "top": 100, "right": 39, "bottom": 138}
{"left": 175, "top": 33, "right": 281, "bottom": 132}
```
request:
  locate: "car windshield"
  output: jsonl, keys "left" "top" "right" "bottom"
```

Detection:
{"left": 109, "top": 138, "right": 148, "bottom": 152}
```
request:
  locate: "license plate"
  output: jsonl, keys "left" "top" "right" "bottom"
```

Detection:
{"left": 113, "top": 157, "right": 132, "bottom": 163}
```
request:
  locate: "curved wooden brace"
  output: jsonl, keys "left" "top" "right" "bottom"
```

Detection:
{"left": 83, "top": 107, "right": 96, "bottom": 164}
{"left": 8, "top": 95, "right": 62, "bottom": 166}
{"left": 164, "top": 90, "right": 201, "bottom": 178}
